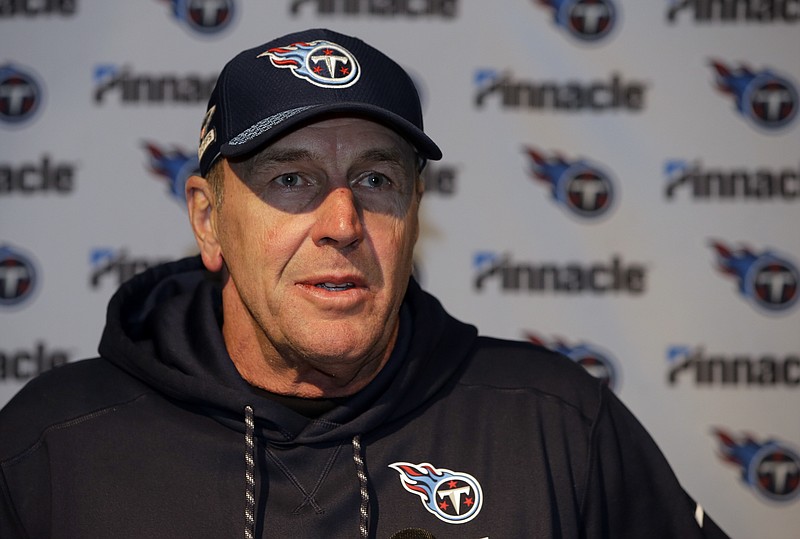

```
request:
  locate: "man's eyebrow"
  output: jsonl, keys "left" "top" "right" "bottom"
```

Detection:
{"left": 355, "top": 147, "right": 413, "bottom": 169}
{"left": 250, "top": 148, "right": 317, "bottom": 168}
{"left": 240, "top": 145, "right": 414, "bottom": 175}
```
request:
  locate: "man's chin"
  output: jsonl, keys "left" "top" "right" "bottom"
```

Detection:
{"left": 296, "top": 340, "right": 381, "bottom": 367}
{"left": 289, "top": 328, "right": 393, "bottom": 372}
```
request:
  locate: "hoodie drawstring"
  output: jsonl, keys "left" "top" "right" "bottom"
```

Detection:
{"left": 244, "top": 405, "right": 256, "bottom": 539}
{"left": 242, "top": 406, "right": 371, "bottom": 539}
{"left": 352, "top": 435, "right": 370, "bottom": 539}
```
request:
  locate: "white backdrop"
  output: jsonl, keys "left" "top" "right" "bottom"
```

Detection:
{"left": 1, "top": 1, "right": 799, "bottom": 537}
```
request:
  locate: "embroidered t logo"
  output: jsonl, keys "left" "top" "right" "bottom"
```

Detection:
{"left": 257, "top": 40, "right": 361, "bottom": 89}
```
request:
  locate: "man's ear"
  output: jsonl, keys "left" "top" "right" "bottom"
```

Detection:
{"left": 186, "top": 175, "right": 224, "bottom": 272}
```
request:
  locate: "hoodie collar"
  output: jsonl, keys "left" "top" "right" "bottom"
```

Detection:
{"left": 100, "top": 256, "right": 478, "bottom": 444}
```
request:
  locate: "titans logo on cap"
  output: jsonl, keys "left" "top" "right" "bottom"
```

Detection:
{"left": 389, "top": 462, "right": 483, "bottom": 524}
{"left": 525, "top": 147, "right": 616, "bottom": 220}
{"left": 258, "top": 40, "right": 361, "bottom": 89}
{"left": 710, "top": 240, "right": 799, "bottom": 313}
{"left": 710, "top": 60, "right": 798, "bottom": 130}
{"left": 713, "top": 428, "right": 800, "bottom": 503}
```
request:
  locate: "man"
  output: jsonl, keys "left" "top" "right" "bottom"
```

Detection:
{"left": 0, "top": 29, "right": 728, "bottom": 538}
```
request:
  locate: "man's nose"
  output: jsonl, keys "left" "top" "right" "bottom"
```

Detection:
{"left": 311, "top": 187, "right": 364, "bottom": 249}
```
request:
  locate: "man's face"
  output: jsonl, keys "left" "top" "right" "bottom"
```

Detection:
{"left": 209, "top": 117, "right": 422, "bottom": 380}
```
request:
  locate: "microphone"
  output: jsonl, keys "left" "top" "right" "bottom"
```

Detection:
{"left": 389, "top": 528, "right": 437, "bottom": 539}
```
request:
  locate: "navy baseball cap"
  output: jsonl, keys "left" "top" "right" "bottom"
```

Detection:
{"left": 198, "top": 28, "right": 442, "bottom": 176}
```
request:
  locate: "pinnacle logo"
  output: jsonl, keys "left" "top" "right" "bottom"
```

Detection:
{"left": 667, "top": 345, "right": 800, "bottom": 387}
{"left": 667, "top": 0, "right": 800, "bottom": 23}
{"left": 525, "top": 147, "right": 616, "bottom": 219}
{"left": 421, "top": 162, "right": 458, "bottom": 196}
{"left": 142, "top": 142, "right": 198, "bottom": 203}
{"left": 664, "top": 159, "right": 800, "bottom": 201}
{"left": 93, "top": 65, "right": 216, "bottom": 105}
{"left": 159, "top": 0, "right": 236, "bottom": 34}
{"left": 0, "top": 341, "right": 70, "bottom": 381}
{"left": 473, "top": 252, "right": 646, "bottom": 294}
{"left": 288, "top": 0, "right": 459, "bottom": 18}
{"left": 0, "top": 244, "right": 38, "bottom": 307}
{"left": 527, "top": 333, "right": 620, "bottom": 390}
{"left": 713, "top": 428, "right": 800, "bottom": 502}
{"left": 474, "top": 70, "right": 645, "bottom": 112}
{"left": 89, "top": 248, "right": 170, "bottom": 289}
{"left": 0, "top": 0, "right": 77, "bottom": 17}
{"left": 710, "top": 240, "right": 799, "bottom": 313}
{"left": 0, "top": 155, "right": 76, "bottom": 195}
{"left": 534, "top": 0, "right": 618, "bottom": 42}
{"left": 0, "top": 63, "right": 43, "bottom": 125}
{"left": 710, "top": 60, "right": 798, "bottom": 130}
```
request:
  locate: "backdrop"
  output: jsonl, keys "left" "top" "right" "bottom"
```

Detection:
{"left": 1, "top": 1, "right": 799, "bottom": 537}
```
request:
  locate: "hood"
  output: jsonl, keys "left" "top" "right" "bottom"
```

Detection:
{"left": 98, "top": 256, "right": 478, "bottom": 445}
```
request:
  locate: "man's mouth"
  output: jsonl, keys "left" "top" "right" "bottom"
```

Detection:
{"left": 315, "top": 282, "right": 356, "bottom": 292}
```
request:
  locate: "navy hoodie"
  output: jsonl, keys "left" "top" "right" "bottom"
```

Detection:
{"left": 0, "top": 256, "right": 729, "bottom": 538}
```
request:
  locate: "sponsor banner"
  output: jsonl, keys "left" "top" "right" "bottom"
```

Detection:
{"left": 0, "top": 341, "right": 71, "bottom": 382}
{"left": 664, "top": 159, "right": 800, "bottom": 201}
{"left": 288, "top": 0, "right": 460, "bottom": 18}
{"left": 0, "top": 0, "right": 77, "bottom": 17}
{"left": 1, "top": 2, "right": 798, "bottom": 535}
{"left": 668, "top": 345, "right": 800, "bottom": 387}
{"left": 0, "top": 155, "right": 77, "bottom": 195}
{"left": 474, "top": 70, "right": 647, "bottom": 112}
{"left": 92, "top": 65, "right": 216, "bottom": 105}
{"left": 667, "top": 1, "right": 800, "bottom": 24}
{"left": 88, "top": 248, "right": 171, "bottom": 290}
{"left": 473, "top": 252, "right": 647, "bottom": 295}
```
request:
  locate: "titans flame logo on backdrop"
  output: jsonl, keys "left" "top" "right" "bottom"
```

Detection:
{"left": 525, "top": 147, "right": 616, "bottom": 220}
{"left": 710, "top": 60, "right": 798, "bottom": 130}
{"left": 0, "top": 244, "right": 38, "bottom": 307}
{"left": 0, "top": 63, "right": 43, "bottom": 125}
{"left": 142, "top": 142, "right": 199, "bottom": 203}
{"left": 710, "top": 240, "right": 799, "bottom": 313}
{"left": 161, "top": 0, "right": 236, "bottom": 34}
{"left": 713, "top": 428, "right": 800, "bottom": 503}
{"left": 535, "top": 0, "right": 618, "bottom": 42}
{"left": 526, "top": 333, "right": 620, "bottom": 390}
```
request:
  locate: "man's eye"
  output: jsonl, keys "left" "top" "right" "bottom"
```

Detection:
{"left": 274, "top": 173, "right": 305, "bottom": 188}
{"left": 357, "top": 173, "right": 391, "bottom": 189}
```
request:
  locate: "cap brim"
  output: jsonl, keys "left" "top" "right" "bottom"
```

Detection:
{"left": 219, "top": 103, "right": 442, "bottom": 162}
